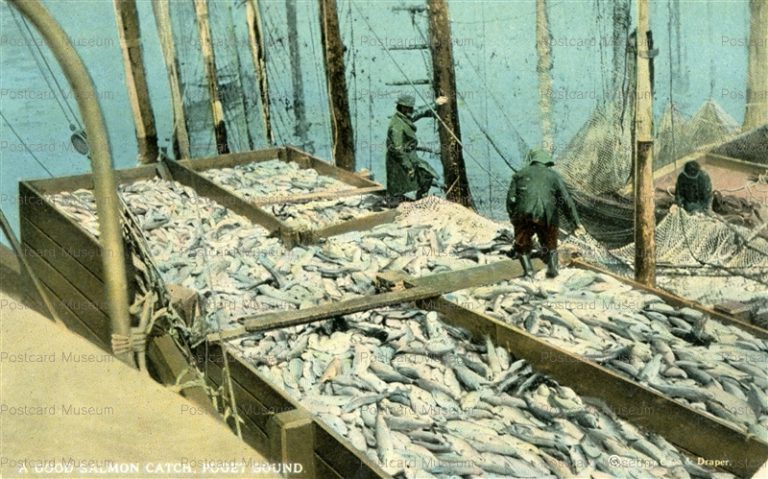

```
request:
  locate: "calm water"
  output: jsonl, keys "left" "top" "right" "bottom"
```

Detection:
{"left": 0, "top": 0, "right": 752, "bottom": 246}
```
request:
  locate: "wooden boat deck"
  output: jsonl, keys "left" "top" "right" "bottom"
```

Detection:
{"left": 0, "top": 290, "right": 264, "bottom": 478}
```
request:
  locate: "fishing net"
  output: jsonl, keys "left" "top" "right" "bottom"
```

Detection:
{"left": 711, "top": 124, "right": 768, "bottom": 165}
{"left": 611, "top": 209, "right": 767, "bottom": 268}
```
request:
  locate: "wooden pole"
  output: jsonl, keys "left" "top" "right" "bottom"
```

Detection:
{"left": 225, "top": 3, "right": 254, "bottom": 151}
{"left": 634, "top": 0, "right": 656, "bottom": 286}
{"left": 426, "top": 0, "right": 473, "bottom": 208}
{"left": 286, "top": 0, "right": 312, "bottom": 152}
{"left": 193, "top": 0, "right": 229, "bottom": 154}
{"left": 743, "top": 0, "right": 767, "bottom": 130}
{"left": 245, "top": 0, "right": 275, "bottom": 145}
{"left": 535, "top": 0, "right": 553, "bottom": 155}
{"left": 151, "top": 0, "right": 190, "bottom": 159}
{"left": 114, "top": 0, "right": 158, "bottom": 164}
{"left": 318, "top": 0, "right": 355, "bottom": 171}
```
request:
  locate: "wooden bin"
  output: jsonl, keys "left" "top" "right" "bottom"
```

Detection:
{"left": 17, "top": 150, "right": 392, "bottom": 479}
{"left": 200, "top": 342, "right": 390, "bottom": 479}
{"left": 171, "top": 146, "right": 397, "bottom": 244}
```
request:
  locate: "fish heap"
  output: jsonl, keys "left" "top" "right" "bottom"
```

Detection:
{"left": 200, "top": 159, "right": 355, "bottom": 201}
{"left": 448, "top": 267, "right": 768, "bottom": 442}
{"left": 48, "top": 184, "right": 509, "bottom": 330}
{"left": 240, "top": 306, "right": 728, "bottom": 479}
{"left": 267, "top": 193, "right": 387, "bottom": 230}
{"left": 48, "top": 179, "right": 288, "bottom": 329}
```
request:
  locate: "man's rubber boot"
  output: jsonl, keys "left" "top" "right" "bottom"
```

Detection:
{"left": 520, "top": 254, "right": 534, "bottom": 279}
{"left": 546, "top": 249, "right": 559, "bottom": 278}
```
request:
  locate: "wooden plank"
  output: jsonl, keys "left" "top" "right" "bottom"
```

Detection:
{"left": 206, "top": 361, "right": 275, "bottom": 434}
{"left": 249, "top": 186, "right": 385, "bottom": 207}
{"left": 21, "top": 218, "right": 107, "bottom": 315}
{"left": 211, "top": 258, "right": 543, "bottom": 342}
{"left": 572, "top": 259, "right": 768, "bottom": 339}
{"left": 211, "top": 286, "right": 438, "bottom": 340}
{"left": 146, "top": 334, "right": 219, "bottom": 417}
{"left": 313, "top": 209, "right": 398, "bottom": 239}
{"left": 313, "top": 455, "right": 343, "bottom": 479}
{"left": 164, "top": 158, "right": 288, "bottom": 234}
{"left": 313, "top": 421, "right": 391, "bottom": 479}
{"left": 203, "top": 344, "right": 300, "bottom": 417}
{"left": 181, "top": 148, "right": 282, "bottom": 171}
{"left": 266, "top": 409, "right": 315, "bottom": 479}
{"left": 203, "top": 367, "right": 272, "bottom": 457}
{"left": 431, "top": 296, "right": 768, "bottom": 478}
{"left": 25, "top": 164, "right": 159, "bottom": 195}
{"left": 405, "top": 259, "right": 531, "bottom": 295}
{"left": 20, "top": 182, "right": 102, "bottom": 278}
{"left": 286, "top": 146, "right": 381, "bottom": 188}
{"left": 23, "top": 246, "right": 111, "bottom": 345}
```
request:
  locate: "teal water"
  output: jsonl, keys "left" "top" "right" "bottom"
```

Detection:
{"left": 0, "top": 0, "right": 752, "bottom": 246}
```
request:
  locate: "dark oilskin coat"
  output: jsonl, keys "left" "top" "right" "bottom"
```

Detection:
{"left": 386, "top": 107, "right": 438, "bottom": 196}
{"left": 675, "top": 161, "right": 712, "bottom": 213}
{"left": 507, "top": 150, "right": 581, "bottom": 227}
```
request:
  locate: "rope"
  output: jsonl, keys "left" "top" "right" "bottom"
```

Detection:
{"left": 9, "top": 7, "right": 82, "bottom": 129}
{"left": 409, "top": 15, "right": 518, "bottom": 175}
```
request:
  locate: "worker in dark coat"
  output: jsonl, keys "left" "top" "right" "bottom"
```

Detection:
{"left": 674, "top": 160, "right": 712, "bottom": 213}
{"left": 507, "top": 149, "right": 585, "bottom": 278}
{"left": 386, "top": 94, "right": 446, "bottom": 202}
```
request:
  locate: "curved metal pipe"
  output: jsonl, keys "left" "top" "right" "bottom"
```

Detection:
{"left": 9, "top": 0, "right": 134, "bottom": 366}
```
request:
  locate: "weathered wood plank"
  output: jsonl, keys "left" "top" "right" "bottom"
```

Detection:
{"left": 164, "top": 158, "right": 288, "bottom": 234}
{"left": 313, "top": 421, "right": 391, "bottom": 479}
{"left": 210, "top": 286, "right": 438, "bottom": 340}
{"left": 249, "top": 186, "right": 385, "bottom": 207}
{"left": 313, "top": 209, "right": 398, "bottom": 239}
{"left": 266, "top": 409, "right": 315, "bottom": 478}
{"left": 206, "top": 361, "right": 275, "bottom": 434}
{"left": 20, "top": 182, "right": 102, "bottom": 278}
{"left": 285, "top": 146, "right": 381, "bottom": 188}
{"left": 572, "top": 259, "right": 768, "bottom": 339}
{"left": 405, "top": 259, "right": 530, "bottom": 295}
{"left": 23, "top": 246, "right": 111, "bottom": 345}
{"left": 146, "top": 334, "right": 219, "bottom": 417}
{"left": 210, "top": 259, "right": 542, "bottom": 342}
{"left": 179, "top": 148, "right": 282, "bottom": 171}
{"left": 24, "top": 164, "right": 159, "bottom": 195}
{"left": 431, "top": 296, "right": 768, "bottom": 478}
{"left": 313, "top": 455, "right": 343, "bottom": 479}
{"left": 21, "top": 218, "right": 107, "bottom": 315}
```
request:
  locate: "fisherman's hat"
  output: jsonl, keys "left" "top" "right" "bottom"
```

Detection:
{"left": 396, "top": 94, "right": 416, "bottom": 108}
{"left": 525, "top": 148, "right": 555, "bottom": 167}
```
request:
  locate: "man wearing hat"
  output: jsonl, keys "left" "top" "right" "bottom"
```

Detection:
{"left": 673, "top": 160, "right": 712, "bottom": 214}
{"left": 386, "top": 94, "right": 447, "bottom": 203}
{"left": 507, "top": 148, "right": 585, "bottom": 278}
